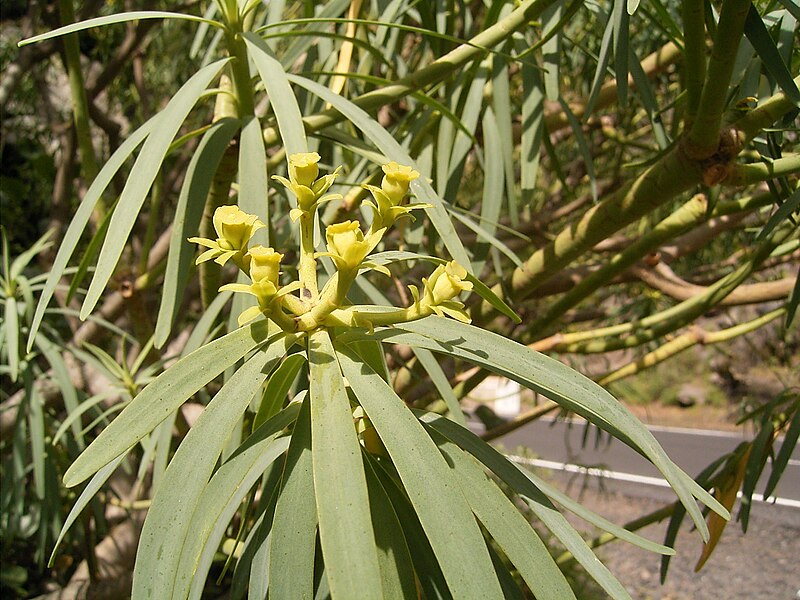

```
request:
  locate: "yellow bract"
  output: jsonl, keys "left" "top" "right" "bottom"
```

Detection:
{"left": 189, "top": 205, "right": 265, "bottom": 267}
{"left": 248, "top": 245, "right": 283, "bottom": 286}
{"left": 381, "top": 161, "right": 420, "bottom": 203}
{"left": 325, "top": 220, "right": 372, "bottom": 270}
{"left": 288, "top": 152, "right": 321, "bottom": 187}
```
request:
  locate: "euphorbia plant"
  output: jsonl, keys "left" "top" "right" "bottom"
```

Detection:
{"left": 18, "top": 0, "right": 782, "bottom": 597}
{"left": 52, "top": 155, "right": 728, "bottom": 600}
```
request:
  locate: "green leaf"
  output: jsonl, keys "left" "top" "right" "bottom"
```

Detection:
{"left": 18, "top": 11, "right": 223, "bottom": 47}
{"left": 366, "top": 317, "right": 728, "bottom": 537}
{"left": 762, "top": 404, "right": 800, "bottom": 499}
{"left": 175, "top": 435, "right": 292, "bottom": 600}
{"left": 268, "top": 397, "right": 317, "bottom": 600}
{"left": 519, "top": 466, "right": 675, "bottom": 556}
{"left": 9, "top": 230, "right": 52, "bottom": 281}
{"left": 368, "top": 455, "right": 452, "bottom": 600}
{"left": 757, "top": 186, "right": 800, "bottom": 241}
{"left": 63, "top": 320, "right": 273, "bottom": 488}
{"left": 132, "top": 341, "right": 293, "bottom": 600}
{"left": 155, "top": 117, "right": 240, "bottom": 348}
{"left": 744, "top": 4, "right": 800, "bottom": 105}
{"left": 64, "top": 196, "right": 116, "bottom": 305}
{"left": 367, "top": 250, "right": 520, "bottom": 323}
{"left": 435, "top": 437, "right": 575, "bottom": 600}
{"left": 34, "top": 335, "right": 82, "bottom": 448}
{"left": 238, "top": 114, "right": 270, "bottom": 247}
{"left": 27, "top": 379, "right": 46, "bottom": 499}
{"left": 81, "top": 58, "right": 230, "bottom": 319}
{"left": 242, "top": 33, "right": 308, "bottom": 155}
{"left": 363, "top": 458, "right": 417, "bottom": 600}
{"left": 253, "top": 353, "right": 306, "bottom": 431}
{"left": 4, "top": 297, "right": 18, "bottom": 382}
{"left": 738, "top": 416, "right": 774, "bottom": 532}
{"left": 490, "top": 53, "right": 519, "bottom": 226}
{"left": 308, "top": 330, "right": 382, "bottom": 599}
{"left": 339, "top": 349, "right": 505, "bottom": 599}
{"left": 287, "top": 74, "right": 471, "bottom": 270}
{"left": 412, "top": 347, "right": 466, "bottom": 426}
{"left": 50, "top": 452, "right": 127, "bottom": 566}
{"left": 516, "top": 38, "right": 544, "bottom": 194}
{"left": 418, "top": 412, "right": 632, "bottom": 600}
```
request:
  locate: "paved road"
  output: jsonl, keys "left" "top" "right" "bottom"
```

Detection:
{"left": 496, "top": 417, "right": 800, "bottom": 506}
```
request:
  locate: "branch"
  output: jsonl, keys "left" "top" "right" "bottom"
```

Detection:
{"left": 685, "top": 0, "right": 752, "bottom": 159}
{"left": 631, "top": 262, "right": 797, "bottom": 306}
{"left": 597, "top": 307, "right": 786, "bottom": 386}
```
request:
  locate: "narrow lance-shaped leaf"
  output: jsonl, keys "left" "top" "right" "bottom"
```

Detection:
{"left": 18, "top": 11, "right": 223, "bottom": 47}
{"left": 26, "top": 118, "right": 154, "bottom": 351}
{"left": 132, "top": 337, "right": 294, "bottom": 600}
{"left": 308, "top": 329, "right": 383, "bottom": 599}
{"left": 362, "top": 317, "right": 728, "bottom": 537}
{"left": 63, "top": 320, "right": 274, "bottom": 487}
{"left": 155, "top": 117, "right": 241, "bottom": 348}
{"left": 434, "top": 435, "right": 576, "bottom": 600}
{"left": 419, "top": 412, "right": 632, "bottom": 600}
{"left": 744, "top": 4, "right": 800, "bottom": 104}
{"left": 338, "top": 348, "right": 505, "bottom": 599}
{"left": 238, "top": 114, "right": 269, "bottom": 247}
{"left": 81, "top": 58, "right": 230, "bottom": 319}
{"left": 268, "top": 396, "right": 317, "bottom": 600}
{"left": 243, "top": 32, "right": 308, "bottom": 155}
{"left": 175, "top": 434, "right": 293, "bottom": 600}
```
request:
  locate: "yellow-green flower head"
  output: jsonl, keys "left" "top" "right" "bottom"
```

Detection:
{"left": 247, "top": 245, "right": 283, "bottom": 285}
{"left": 326, "top": 220, "right": 371, "bottom": 270}
{"left": 426, "top": 261, "right": 473, "bottom": 305}
{"left": 189, "top": 205, "right": 265, "bottom": 267}
{"left": 213, "top": 205, "right": 265, "bottom": 251}
{"left": 381, "top": 161, "right": 420, "bottom": 203}
{"left": 289, "top": 152, "right": 321, "bottom": 188}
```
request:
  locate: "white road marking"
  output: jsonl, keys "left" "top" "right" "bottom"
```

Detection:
{"left": 506, "top": 455, "right": 800, "bottom": 509}
{"left": 538, "top": 416, "right": 748, "bottom": 439}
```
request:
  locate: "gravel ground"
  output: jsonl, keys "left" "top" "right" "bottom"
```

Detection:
{"left": 552, "top": 477, "right": 800, "bottom": 600}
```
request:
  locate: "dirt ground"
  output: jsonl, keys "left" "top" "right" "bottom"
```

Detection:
{"left": 556, "top": 479, "right": 800, "bottom": 600}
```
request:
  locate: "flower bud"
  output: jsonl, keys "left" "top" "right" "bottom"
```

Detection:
{"left": 248, "top": 245, "right": 283, "bottom": 285}
{"left": 381, "top": 161, "right": 420, "bottom": 204}
{"left": 426, "top": 261, "right": 473, "bottom": 304}
{"left": 326, "top": 220, "right": 370, "bottom": 270}
{"left": 213, "top": 205, "right": 265, "bottom": 250}
{"left": 288, "top": 152, "right": 321, "bottom": 188}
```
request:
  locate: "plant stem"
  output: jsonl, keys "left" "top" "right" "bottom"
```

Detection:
{"left": 298, "top": 213, "right": 319, "bottom": 300}
{"left": 553, "top": 225, "right": 795, "bottom": 353}
{"left": 685, "top": 0, "right": 752, "bottom": 159}
{"left": 597, "top": 307, "right": 786, "bottom": 385}
{"left": 528, "top": 194, "right": 709, "bottom": 333}
{"left": 723, "top": 154, "right": 800, "bottom": 186}
{"left": 682, "top": 0, "right": 707, "bottom": 126}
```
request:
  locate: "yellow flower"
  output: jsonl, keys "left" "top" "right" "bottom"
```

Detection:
{"left": 381, "top": 161, "right": 420, "bottom": 203}
{"left": 273, "top": 155, "right": 341, "bottom": 217}
{"left": 247, "top": 245, "right": 283, "bottom": 286}
{"left": 416, "top": 261, "right": 473, "bottom": 322}
{"left": 288, "top": 152, "right": 321, "bottom": 187}
{"left": 189, "top": 205, "right": 265, "bottom": 266}
{"left": 324, "top": 220, "right": 372, "bottom": 270}
{"left": 427, "top": 261, "right": 473, "bottom": 304}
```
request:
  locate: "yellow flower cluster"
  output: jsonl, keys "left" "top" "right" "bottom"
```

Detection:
{"left": 189, "top": 155, "right": 474, "bottom": 331}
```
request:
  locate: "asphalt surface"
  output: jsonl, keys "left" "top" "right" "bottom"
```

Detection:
{"left": 496, "top": 416, "right": 800, "bottom": 506}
